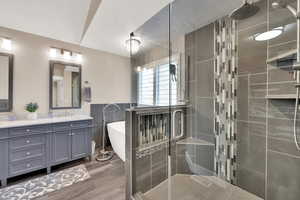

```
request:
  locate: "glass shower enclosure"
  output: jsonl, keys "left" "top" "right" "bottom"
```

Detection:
{"left": 126, "top": 0, "right": 300, "bottom": 199}
{"left": 126, "top": 1, "right": 241, "bottom": 199}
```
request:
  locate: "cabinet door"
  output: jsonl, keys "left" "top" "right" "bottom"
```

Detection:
{"left": 71, "top": 128, "right": 88, "bottom": 160}
{"left": 0, "top": 140, "right": 8, "bottom": 180}
{"left": 52, "top": 131, "right": 71, "bottom": 165}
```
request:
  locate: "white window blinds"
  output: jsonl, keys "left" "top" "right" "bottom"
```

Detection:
{"left": 138, "top": 63, "right": 177, "bottom": 106}
{"left": 138, "top": 68, "right": 154, "bottom": 106}
{"left": 156, "top": 64, "right": 177, "bottom": 106}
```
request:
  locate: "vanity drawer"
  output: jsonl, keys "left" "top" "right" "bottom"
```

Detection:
{"left": 9, "top": 125, "right": 52, "bottom": 137}
{"left": 53, "top": 120, "right": 92, "bottom": 132}
{"left": 10, "top": 135, "right": 45, "bottom": 149}
{"left": 9, "top": 157, "right": 45, "bottom": 177}
{"left": 53, "top": 122, "right": 71, "bottom": 132}
{"left": 70, "top": 120, "right": 92, "bottom": 129}
{"left": 10, "top": 144, "right": 44, "bottom": 162}
{"left": 0, "top": 129, "right": 8, "bottom": 139}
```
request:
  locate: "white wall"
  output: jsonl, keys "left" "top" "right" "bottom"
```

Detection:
{"left": 0, "top": 26, "right": 131, "bottom": 116}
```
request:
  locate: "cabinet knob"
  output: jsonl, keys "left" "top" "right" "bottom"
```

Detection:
{"left": 26, "top": 152, "right": 31, "bottom": 156}
{"left": 26, "top": 140, "right": 30, "bottom": 144}
{"left": 26, "top": 164, "right": 31, "bottom": 168}
{"left": 26, "top": 129, "right": 30, "bottom": 132}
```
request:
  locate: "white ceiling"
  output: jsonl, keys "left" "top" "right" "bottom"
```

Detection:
{"left": 0, "top": 0, "right": 245, "bottom": 57}
{"left": 0, "top": 0, "right": 91, "bottom": 44}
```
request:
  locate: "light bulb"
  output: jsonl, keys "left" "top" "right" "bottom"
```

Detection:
{"left": 1, "top": 38, "right": 12, "bottom": 51}
{"left": 136, "top": 66, "right": 142, "bottom": 72}
{"left": 75, "top": 53, "right": 83, "bottom": 62}
{"left": 63, "top": 50, "right": 71, "bottom": 60}
{"left": 49, "top": 48, "right": 57, "bottom": 58}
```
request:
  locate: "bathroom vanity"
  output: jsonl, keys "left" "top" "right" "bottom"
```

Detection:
{"left": 0, "top": 115, "right": 93, "bottom": 187}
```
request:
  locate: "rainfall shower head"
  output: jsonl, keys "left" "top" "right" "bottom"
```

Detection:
{"left": 272, "top": 0, "right": 298, "bottom": 17}
{"left": 230, "top": 1, "right": 260, "bottom": 20}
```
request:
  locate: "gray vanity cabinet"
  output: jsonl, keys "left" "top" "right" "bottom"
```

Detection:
{"left": 52, "top": 121, "right": 92, "bottom": 165}
{"left": 0, "top": 131, "right": 8, "bottom": 186}
{"left": 0, "top": 119, "right": 92, "bottom": 187}
{"left": 71, "top": 128, "right": 89, "bottom": 160}
{"left": 52, "top": 130, "right": 72, "bottom": 165}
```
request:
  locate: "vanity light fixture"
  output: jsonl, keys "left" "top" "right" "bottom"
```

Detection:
{"left": 1, "top": 38, "right": 12, "bottom": 51}
{"left": 125, "top": 32, "right": 141, "bottom": 54}
{"left": 48, "top": 47, "right": 82, "bottom": 63}
{"left": 254, "top": 26, "right": 284, "bottom": 41}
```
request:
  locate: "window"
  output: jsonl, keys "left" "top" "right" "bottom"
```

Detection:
{"left": 156, "top": 64, "right": 177, "bottom": 106}
{"left": 138, "top": 62, "right": 177, "bottom": 106}
{"left": 138, "top": 68, "right": 154, "bottom": 105}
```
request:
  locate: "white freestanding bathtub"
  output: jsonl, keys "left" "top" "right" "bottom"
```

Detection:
{"left": 107, "top": 121, "right": 125, "bottom": 162}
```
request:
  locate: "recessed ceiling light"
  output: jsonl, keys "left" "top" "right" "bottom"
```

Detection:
{"left": 254, "top": 26, "right": 284, "bottom": 41}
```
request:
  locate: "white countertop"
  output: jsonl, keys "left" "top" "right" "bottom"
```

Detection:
{"left": 0, "top": 115, "right": 93, "bottom": 129}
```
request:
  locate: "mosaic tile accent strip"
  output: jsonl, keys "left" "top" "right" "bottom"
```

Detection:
{"left": 214, "top": 17, "right": 237, "bottom": 184}
{"left": 0, "top": 165, "right": 90, "bottom": 200}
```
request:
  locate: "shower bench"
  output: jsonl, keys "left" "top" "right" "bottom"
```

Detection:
{"left": 0, "top": 116, "right": 93, "bottom": 187}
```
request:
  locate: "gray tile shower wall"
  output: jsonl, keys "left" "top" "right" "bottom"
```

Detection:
{"left": 237, "top": 0, "right": 300, "bottom": 199}
{"left": 267, "top": 0, "right": 300, "bottom": 199}
{"left": 236, "top": 0, "right": 267, "bottom": 198}
{"left": 185, "top": 23, "right": 215, "bottom": 143}
{"left": 182, "top": 23, "right": 215, "bottom": 176}
{"left": 90, "top": 103, "right": 133, "bottom": 148}
{"left": 135, "top": 146, "right": 168, "bottom": 193}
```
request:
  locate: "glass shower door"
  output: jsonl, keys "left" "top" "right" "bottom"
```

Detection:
{"left": 129, "top": 4, "right": 173, "bottom": 200}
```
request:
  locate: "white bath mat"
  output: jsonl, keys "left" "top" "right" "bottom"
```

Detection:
{"left": 0, "top": 165, "right": 90, "bottom": 200}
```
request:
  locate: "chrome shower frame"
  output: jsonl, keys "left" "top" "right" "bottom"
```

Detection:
{"left": 96, "top": 103, "right": 121, "bottom": 162}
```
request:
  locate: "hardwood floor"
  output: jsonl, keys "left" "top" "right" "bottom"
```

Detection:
{"left": 5, "top": 155, "right": 125, "bottom": 200}
{"left": 38, "top": 156, "right": 125, "bottom": 200}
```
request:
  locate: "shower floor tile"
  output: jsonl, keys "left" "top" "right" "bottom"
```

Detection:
{"left": 142, "top": 174, "right": 263, "bottom": 200}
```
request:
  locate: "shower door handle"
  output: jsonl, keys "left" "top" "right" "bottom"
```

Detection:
{"left": 172, "top": 110, "right": 184, "bottom": 140}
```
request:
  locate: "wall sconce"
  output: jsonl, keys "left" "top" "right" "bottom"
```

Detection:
{"left": 48, "top": 47, "right": 83, "bottom": 63}
{"left": 0, "top": 38, "right": 12, "bottom": 51}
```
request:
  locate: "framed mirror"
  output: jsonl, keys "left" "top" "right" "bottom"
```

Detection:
{"left": 50, "top": 61, "right": 81, "bottom": 109}
{"left": 0, "top": 53, "right": 13, "bottom": 112}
